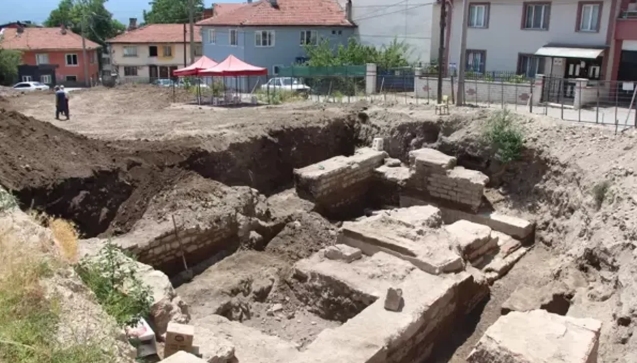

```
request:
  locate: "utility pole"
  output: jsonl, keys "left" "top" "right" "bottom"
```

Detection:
{"left": 183, "top": 23, "right": 187, "bottom": 67}
{"left": 437, "top": 0, "right": 446, "bottom": 104}
{"left": 455, "top": 0, "right": 469, "bottom": 106}
{"left": 81, "top": 12, "right": 90, "bottom": 87}
{"left": 188, "top": 0, "right": 195, "bottom": 64}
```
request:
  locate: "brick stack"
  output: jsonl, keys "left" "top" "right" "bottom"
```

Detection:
{"left": 407, "top": 148, "right": 489, "bottom": 212}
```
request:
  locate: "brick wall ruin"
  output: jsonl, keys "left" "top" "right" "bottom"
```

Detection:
{"left": 293, "top": 148, "right": 387, "bottom": 217}
{"left": 407, "top": 148, "right": 489, "bottom": 212}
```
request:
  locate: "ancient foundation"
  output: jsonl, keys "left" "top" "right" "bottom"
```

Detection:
{"left": 293, "top": 147, "right": 387, "bottom": 218}
{"left": 467, "top": 310, "right": 602, "bottom": 363}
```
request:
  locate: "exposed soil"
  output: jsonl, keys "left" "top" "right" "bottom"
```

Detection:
{"left": 6, "top": 87, "right": 637, "bottom": 362}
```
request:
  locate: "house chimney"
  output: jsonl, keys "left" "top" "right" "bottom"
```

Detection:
{"left": 16, "top": 23, "right": 24, "bottom": 34}
{"left": 128, "top": 18, "right": 137, "bottom": 30}
{"left": 247, "top": 0, "right": 252, "bottom": 3}
{"left": 269, "top": 0, "right": 278, "bottom": 8}
{"left": 60, "top": 24, "right": 67, "bottom": 35}
{"left": 346, "top": 0, "right": 352, "bottom": 23}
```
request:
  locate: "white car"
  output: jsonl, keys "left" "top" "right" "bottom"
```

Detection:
{"left": 13, "top": 81, "right": 50, "bottom": 91}
{"left": 261, "top": 77, "right": 311, "bottom": 94}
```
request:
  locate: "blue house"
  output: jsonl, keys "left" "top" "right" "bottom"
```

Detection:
{"left": 196, "top": 0, "right": 356, "bottom": 90}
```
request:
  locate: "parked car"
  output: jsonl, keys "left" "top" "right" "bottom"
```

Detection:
{"left": 152, "top": 79, "right": 175, "bottom": 87}
{"left": 12, "top": 81, "right": 50, "bottom": 91}
{"left": 261, "top": 77, "right": 311, "bottom": 95}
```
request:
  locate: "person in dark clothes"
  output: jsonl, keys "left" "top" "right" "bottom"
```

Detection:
{"left": 55, "top": 86, "right": 69, "bottom": 120}
{"left": 54, "top": 86, "right": 61, "bottom": 119}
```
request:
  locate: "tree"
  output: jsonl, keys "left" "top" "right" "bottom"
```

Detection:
{"left": 304, "top": 38, "right": 411, "bottom": 69}
{"left": 44, "top": 0, "right": 125, "bottom": 46}
{"left": 143, "top": 0, "right": 205, "bottom": 24}
{"left": 0, "top": 49, "right": 22, "bottom": 85}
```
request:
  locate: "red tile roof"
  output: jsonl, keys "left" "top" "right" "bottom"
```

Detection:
{"left": 107, "top": 24, "right": 202, "bottom": 44}
{"left": 197, "top": 0, "right": 354, "bottom": 27}
{"left": 214, "top": 3, "right": 248, "bottom": 16}
{"left": 0, "top": 27, "right": 100, "bottom": 51}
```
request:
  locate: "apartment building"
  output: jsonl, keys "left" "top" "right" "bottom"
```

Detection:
{"left": 447, "top": 0, "right": 615, "bottom": 82}
{"left": 611, "top": 0, "right": 637, "bottom": 81}
{"left": 107, "top": 20, "right": 203, "bottom": 81}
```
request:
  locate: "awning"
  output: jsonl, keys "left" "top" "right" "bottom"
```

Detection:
{"left": 534, "top": 46, "right": 605, "bottom": 59}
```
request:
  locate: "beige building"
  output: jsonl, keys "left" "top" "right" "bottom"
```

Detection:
{"left": 107, "top": 21, "right": 203, "bottom": 81}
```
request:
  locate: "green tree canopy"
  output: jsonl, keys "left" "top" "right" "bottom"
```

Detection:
{"left": 44, "top": 0, "right": 125, "bottom": 46}
{"left": 304, "top": 38, "right": 411, "bottom": 69}
{"left": 143, "top": 0, "right": 205, "bottom": 24}
{"left": 0, "top": 49, "right": 22, "bottom": 85}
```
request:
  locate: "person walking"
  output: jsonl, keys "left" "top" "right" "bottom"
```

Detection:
{"left": 60, "top": 86, "right": 70, "bottom": 120}
{"left": 55, "top": 86, "right": 69, "bottom": 120}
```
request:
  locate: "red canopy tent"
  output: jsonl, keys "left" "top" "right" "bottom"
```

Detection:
{"left": 172, "top": 56, "right": 218, "bottom": 77}
{"left": 199, "top": 55, "right": 267, "bottom": 76}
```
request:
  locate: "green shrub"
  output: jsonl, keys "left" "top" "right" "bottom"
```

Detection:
{"left": 0, "top": 188, "right": 17, "bottom": 213}
{"left": 482, "top": 110, "right": 524, "bottom": 164}
{"left": 75, "top": 241, "right": 152, "bottom": 327}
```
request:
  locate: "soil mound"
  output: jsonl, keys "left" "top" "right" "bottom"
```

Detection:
{"left": 0, "top": 109, "right": 115, "bottom": 191}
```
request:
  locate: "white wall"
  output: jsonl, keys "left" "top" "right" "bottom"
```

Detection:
{"left": 448, "top": 0, "right": 612, "bottom": 72}
{"left": 339, "top": 0, "right": 441, "bottom": 64}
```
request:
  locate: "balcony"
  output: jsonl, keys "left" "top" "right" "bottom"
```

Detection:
{"left": 616, "top": 11, "right": 637, "bottom": 41}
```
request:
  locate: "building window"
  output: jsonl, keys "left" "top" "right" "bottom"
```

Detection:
{"left": 523, "top": 3, "right": 550, "bottom": 30}
{"left": 517, "top": 54, "right": 545, "bottom": 78}
{"left": 194, "top": 44, "right": 203, "bottom": 56}
{"left": 124, "top": 66, "right": 138, "bottom": 76}
{"left": 149, "top": 46, "right": 158, "bottom": 57}
{"left": 123, "top": 46, "right": 138, "bottom": 57}
{"left": 208, "top": 29, "right": 216, "bottom": 44}
{"left": 229, "top": 29, "right": 238, "bottom": 46}
{"left": 65, "top": 54, "right": 78, "bottom": 66}
{"left": 90, "top": 52, "right": 96, "bottom": 64}
{"left": 65, "top": 75, "right": 77, "bottom": 82}
{"left": 578, "top": 2, "right": 601, "bottom": 32}
{"left": 22, "top": 75, "right": 33, "bottom": 82}
{"left": 36, "top": 54, "right": 49, "bottom": 65}
{"left": 331, "top": 30, "right": 343, "bottom": 35}
{"left": 255, "top": 30, "right": 275, "bottom": 47}
{"left": 468, "top": 4, "right": 489, "bottom": 28}
{"left": 466, "top": 50, "right": 486, "bottom": 73}
{"left": 40, "top": 75, "right": 52, "bottom": 84}
{"left": 300, "top": 30, "right": 318, "bottom": 46}
{"left": 162, "top": 46, "right": 172, "bottom": 57}
{"left": 272, "top": 65, "right": 283, "bottom": 75}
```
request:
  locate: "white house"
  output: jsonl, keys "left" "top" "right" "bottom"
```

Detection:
{"left": 447, "top": 0, "right": 615, "bottom": 82}
{"left": 338, "top": 0, "right": 442, "bottom": 65}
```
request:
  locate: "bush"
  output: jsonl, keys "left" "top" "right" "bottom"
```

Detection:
{"left": 0, "top": 188, "right": 17, "bottom": 213}
{"left": 482, "top": 110, "right": 524, "bottom": 163}
{"left": 75, "top": 241, "right": 152, "bottom": 327}
{"left": 255, "top": 89, "right": 304, "bottom": 105}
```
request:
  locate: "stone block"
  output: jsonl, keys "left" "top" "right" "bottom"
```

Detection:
{"left": 165, "top": 322, "right": 195, "bottom": 358}
{"left": 384, "top": 287, "right": 404, "bottom": 311}
{"left": 323, "top": 244, "right": 363, "bottom": 263}
{"left": 160, "top": 351, "right": 207, "bottom": 363}
{"left": 409, "top": 148, "right": 457, "bottom": 171}
{"left": 445, "top": 220, "right": 496, "bottom": 262}
{"left": 467, "top": 310, "right": 602, "bottom": 363}
{"left": 501, "top": 283, "right": 572, "bottom": 316}
{"left": 193, "top": 325, "right": 236, "bottom": 363}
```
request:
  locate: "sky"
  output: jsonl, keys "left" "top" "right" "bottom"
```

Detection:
{"left": 1, "top": 0, "right": 240, "bottom": 25}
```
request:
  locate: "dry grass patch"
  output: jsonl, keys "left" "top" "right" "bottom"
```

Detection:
{"left": 0, "top": 222, "right": 112, "bottom": 363}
